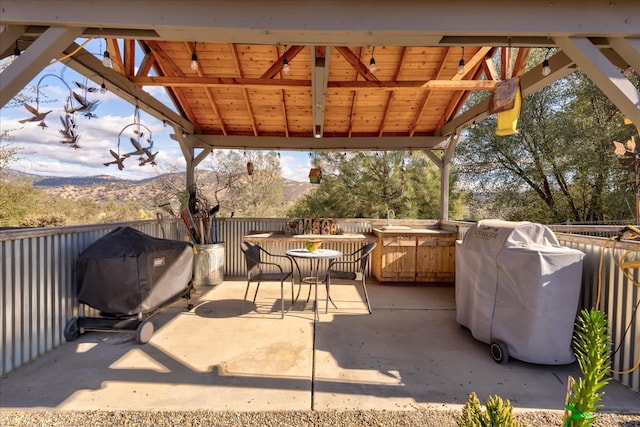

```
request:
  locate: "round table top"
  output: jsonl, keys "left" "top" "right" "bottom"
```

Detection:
{"left": 286, "top": 248, "right": 343, "bottom": 259}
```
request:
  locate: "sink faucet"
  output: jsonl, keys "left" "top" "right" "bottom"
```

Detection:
{"left": 386, "top": 209, "right": 395, "bottom": 226}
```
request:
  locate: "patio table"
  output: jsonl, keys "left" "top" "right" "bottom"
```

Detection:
{"left": 286, "top": 248, "right": 343, "bottom": 321}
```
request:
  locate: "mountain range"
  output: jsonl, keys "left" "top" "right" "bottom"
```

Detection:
{"left": 4, "top": 169, "right": 313, "bottom": 211}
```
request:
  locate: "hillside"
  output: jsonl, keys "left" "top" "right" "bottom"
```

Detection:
{"left": 4, "top": 169, "right": 314, "bottom": 215}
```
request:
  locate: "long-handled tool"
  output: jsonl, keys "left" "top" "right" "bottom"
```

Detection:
{"left": 210, "top": 204, "right": 220, "bottom": 243}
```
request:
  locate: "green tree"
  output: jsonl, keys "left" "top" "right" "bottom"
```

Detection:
{"left": 289, "top": 151, "right": 461, "bottom": 219}
{"left": 0, "top": 178, "right": 43, "bottom": 226}
{"left": 455, "top": 71, "right": 634, "bottom": 223}
{"left": 217, "top": 150, "right": 286, "bottom": 217}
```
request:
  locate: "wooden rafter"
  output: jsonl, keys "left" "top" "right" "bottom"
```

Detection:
{"left": 135, "top": 41, "right": 156, "bottom": 77}
{"left": 409, "top": 48, "right": 451, "bottom": 136}
{"left": 231, "top": 43, "right": 257, "bottom": 136}
{"left": 130, "top": 76, "right": 497, "bottom": 91}
{"left": 482, "top": 50, "right": 500, "bottom": 81}
{"left": 442, "top": 62, "right": 488, "bottom": 129}
{"left": 277, "top": 45, "right": 289, "bottom": 137}
{"left": 452, "top": 47, "right": 492, "bottom": 81}
{"left": 334, "top": 46, "right": 380, "bottom": 82}
{"left": 378, "top": 47, "right": 407, "bottom": 137}
{"left": 137, "top": 41, "right": 188, "bottom": 120}
{"left": 512, "top": 47, "right": 531, "bottom": 77}
{"left": 260, "top": 45, "right": 304, "bottom": 79}
{"left": 347, "top": 47, "right": 364, "bottom": 137}
{"left": 106, "top": 38, "right": 124, "bottom": 75}
{"left": 145, "top": 40, "right": 199, "bottom": 129}
{"left": 123, "top": 39, "right": 135, "bottom": 77}
{"left": 501, "top": 45, "right": 513, "bottom": 79}
{"left": 191, "top": 41, "right": 226, "bottom": 136}
{"left": 441, "top": 47, "right": 495, "bottom": 126}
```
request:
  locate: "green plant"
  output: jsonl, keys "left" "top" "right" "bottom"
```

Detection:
{"left": 564, "top": 308, "right": 611, "bottom": 426}
{"left": 459, "top": 392, "right": 522, "bottom": 427}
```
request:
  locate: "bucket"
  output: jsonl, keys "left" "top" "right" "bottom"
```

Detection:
{"left": 193, "top": 243, "right": 225, "bottom": 286}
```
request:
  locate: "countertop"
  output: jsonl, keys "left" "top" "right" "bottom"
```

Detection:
{"left": 243, "top": 232, "right": 377, "bottom": 243}
{"left": 373, "top": 228, "right": 456, "bottom": 235}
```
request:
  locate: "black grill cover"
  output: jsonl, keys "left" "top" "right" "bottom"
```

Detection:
{"left": 77, "top": 227, "right": 193, "bottom": 315}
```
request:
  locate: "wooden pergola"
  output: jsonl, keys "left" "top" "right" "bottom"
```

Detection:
{"left": 1, "top": 0, "right": 639, "bottom": 219}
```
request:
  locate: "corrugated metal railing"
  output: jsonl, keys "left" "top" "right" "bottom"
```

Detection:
{"left": 2, "top": 218, "right": 639, "bottom": 392}
{"left": 0, "top": 219, "right": 182, "bottom": 376}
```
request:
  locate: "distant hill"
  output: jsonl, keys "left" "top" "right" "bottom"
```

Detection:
{"left": 3, "top": 168, "right": 314, "bottom": 214}
{"left": 34, "top": 175, "right": 133, "bottom": 187}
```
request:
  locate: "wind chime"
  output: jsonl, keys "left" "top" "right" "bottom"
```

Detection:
{"left": 613, "top": 133, "right": 640, "bottom": 225}
{"left": 105, "top": 104, "right": 157, "bottom": 170}
{"left": 18, "top": 74, "right": 102, "bottom": 149}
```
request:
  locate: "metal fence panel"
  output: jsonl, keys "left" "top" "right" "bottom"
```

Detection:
{"left": 1, "top": 219, "right": 638, "bottom": 392}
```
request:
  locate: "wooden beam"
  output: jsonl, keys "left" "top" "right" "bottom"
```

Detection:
{"left": 422, "top": 80, "right": 497, "bottom": 90}
{"left": 130, "top": 76, "right": 498, "bottom": 91}
{"left": 61, "top": 43, "right": 194, "bottom": 133}
{"left": 181, "top": 134, "right": 450, "bottom": 151}
{"left": 260, "top": 45, "right": 304, "bottom": 79}
{"left": 378, "top": 47, "right": 408, "bottom": 137}
{"left": 232, "top": 43, "right": 257, "bottom": 136}
{"left": 312, "top": 46, "right": 330, "bottom": 137}
{"left": 123, "top": 39, "right": 135, "bottom": 77}
{"left": 347, "top": 47, "right": 364, "bottom": 137}
{"left": 555, "top": 36, "right": 640, "bottom": 127}
{"left": 409, "top": 48, "right": 450, "bottom": 136}
{"left": 438, "top": 50, "right": 576, "bottom": 136}
{"left": 451, "top": 46, "right": 492, "bottom": 80}
{"left": 482, "top": 51, "right": 500, "bottom": 81}
{"left": 335, "top": 46, "right": 380, "bottom": 82}
{"left": 135, "top": 41, "right": 156, "bottom": 77}
{"left": 4, "top": 1, "right": 638, "bottom": 44}
{"left": 512, "top": 47, "right": 530, "bottom": 77}
{"left": 145, "top": 40, "right": 200, "bottom": 129}
{"left": 1, "top": 26, "right": 84, "bottom": 107}
{"left": 277, "top": 45, "right": 290, "bottom": 137}
{"left": 106, "top": 38, "right": 124, "bottom": 75}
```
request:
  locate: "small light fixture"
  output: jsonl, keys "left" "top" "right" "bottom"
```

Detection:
{"left": 190, "top": 42, "right": 199, "bottom": 71}
{"left": 13, "top": 41, "right": 20, "bottom": 57}
{"left": 541, "top": 48, "right": 552, "bottom": 77}
{"left": 457, "top": 47, "right": 465, "bottom": 75}
{"left": 100, "top": 81, "right": 107, "bottom": 94}
{"left": 369, "top": 47, "right": 377, "bottom": 73}
{"left": 102, "top": 50, "right": 112, "bottom": 68}
{"left": 282, "top": 57, "right": 290, "bottom": 74}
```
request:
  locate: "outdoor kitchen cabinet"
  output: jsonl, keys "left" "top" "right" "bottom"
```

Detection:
{"left": 372, "top": 229, "right": 456, "bottom": 283}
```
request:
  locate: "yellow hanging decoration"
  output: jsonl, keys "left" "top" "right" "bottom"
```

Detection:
{"left": 495, "top": 85, "right": 522, "bottom": 136}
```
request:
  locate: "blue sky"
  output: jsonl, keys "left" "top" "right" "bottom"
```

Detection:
{"left": 0, "top": 39, "right": 311, "bottom": 182}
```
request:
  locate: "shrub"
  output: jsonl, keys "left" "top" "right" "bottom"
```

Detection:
{"left": 459, "top": 392, "right": 522, "bottom": 427}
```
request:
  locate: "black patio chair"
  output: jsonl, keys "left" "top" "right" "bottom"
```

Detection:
{"left": 240, "top": 241, "right": 297, "bottom": 318}
{"left": 325, "top": 242, "right": 376, "bottom": 314}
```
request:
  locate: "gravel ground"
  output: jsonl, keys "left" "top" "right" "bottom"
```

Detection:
{"left": 1, "top": 410, "right": 639, "bottom": 426}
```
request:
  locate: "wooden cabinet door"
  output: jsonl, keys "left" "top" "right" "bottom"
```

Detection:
{"left": 380, "top": 236, "right": 416, "bottom": 281}
{"left": 415, "top": 235, "right": 455, "bottom": 283}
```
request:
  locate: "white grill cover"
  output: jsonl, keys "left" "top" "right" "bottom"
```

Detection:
{"left": 455, "top": 219, "right": 584, "bottom": 364}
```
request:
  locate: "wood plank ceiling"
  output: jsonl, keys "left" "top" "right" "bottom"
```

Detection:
{"left": 121, "top": 41, "right": 522, "bottom": 141}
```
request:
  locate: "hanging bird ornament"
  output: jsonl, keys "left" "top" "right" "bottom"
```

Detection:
{"left": 613, "top": 134, "right": 640, "bottom": 224}
{"left": 20, "top": 74, "right": 104, "bottom": 149}
{"left": 105, "top": 105, "right": 158, "bottom": 170}
{"left": 18, "top": 103, "right": 52, "bottom": 126}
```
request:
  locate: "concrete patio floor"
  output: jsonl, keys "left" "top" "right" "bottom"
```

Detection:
{"left": 1, "top": 279, "right": 638, "bottom": 414}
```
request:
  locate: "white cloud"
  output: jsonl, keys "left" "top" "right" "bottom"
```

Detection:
{"left": 2, "top": 51, "right": 309, "bottom": 183}
{"left": 280, "top": 153, "right": 311, "bottom": 182}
